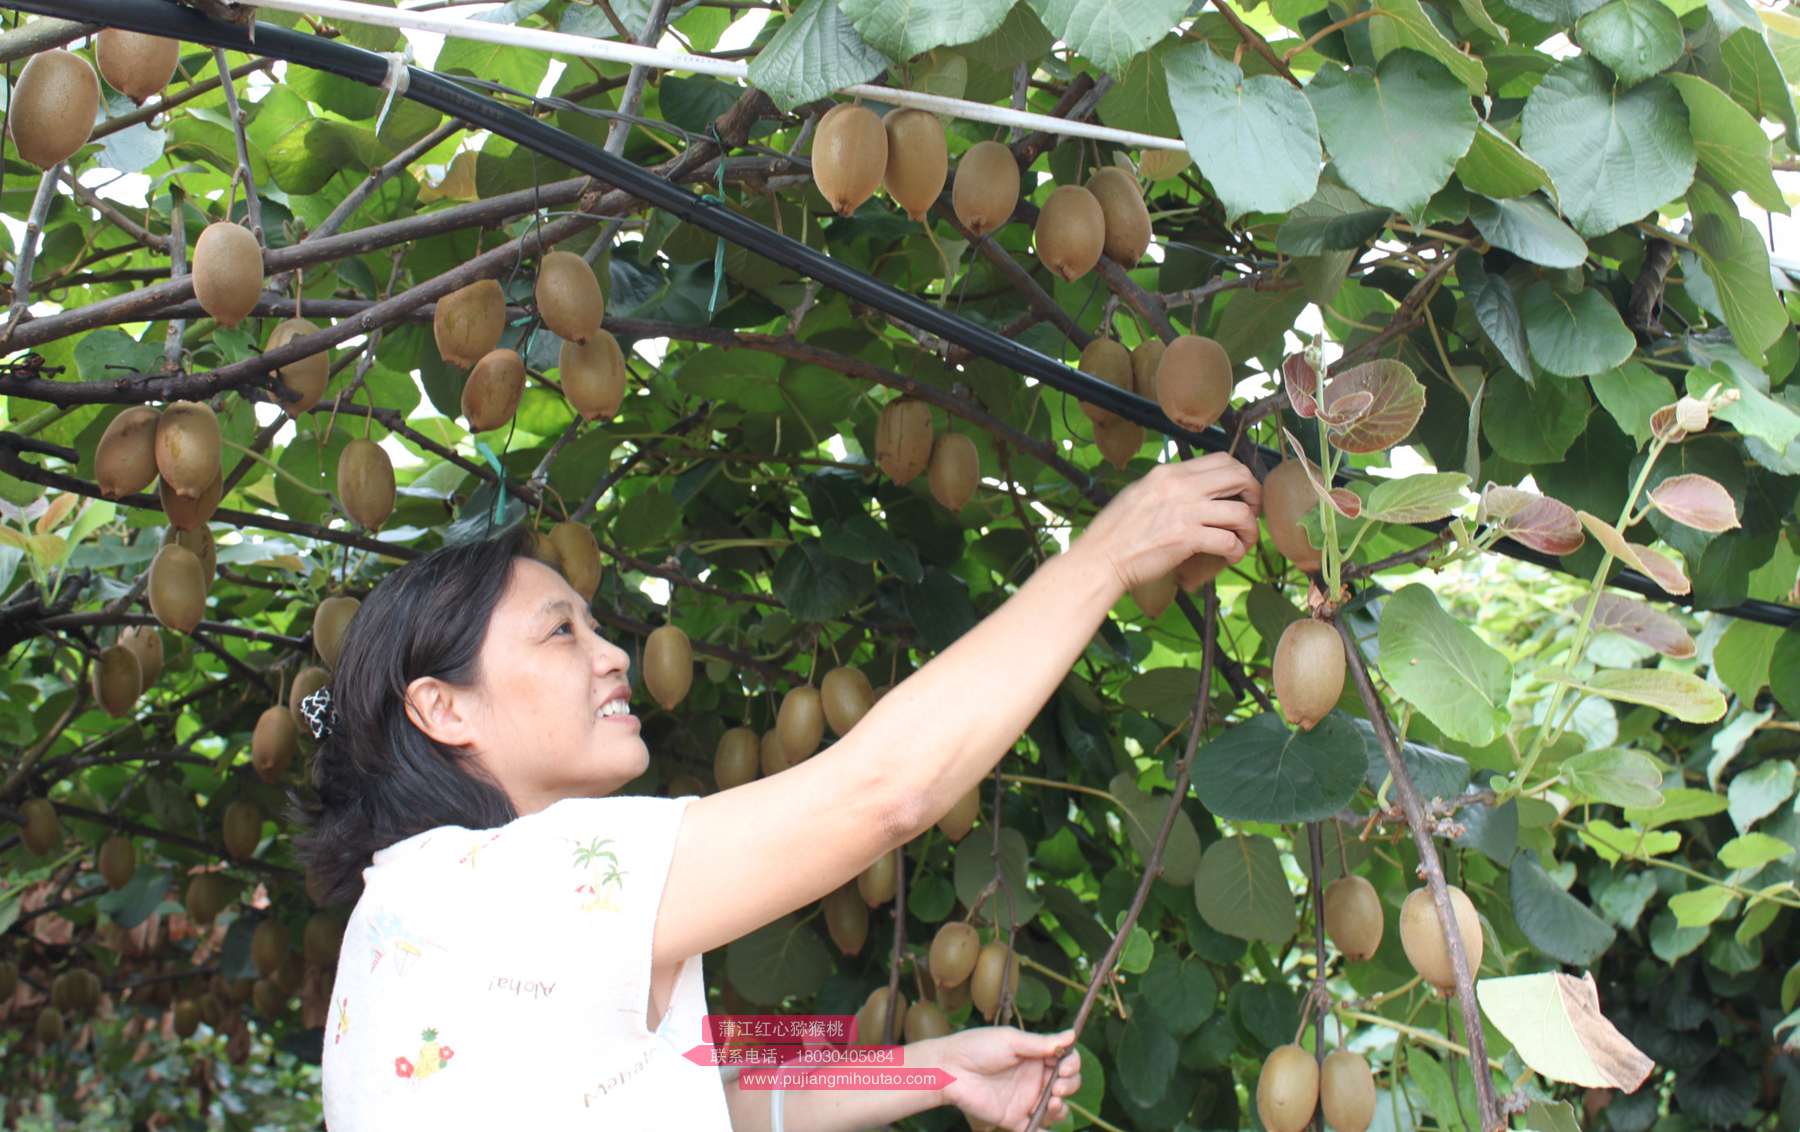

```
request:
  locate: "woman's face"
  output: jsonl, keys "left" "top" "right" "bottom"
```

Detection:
{"left": 462, "top": 557, "right": 646, "bottom": 814}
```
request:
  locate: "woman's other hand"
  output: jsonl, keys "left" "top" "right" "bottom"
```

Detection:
{"left": 1073, "top": 453, "right": 1261, "bottom": 595}
{"left": 932, "top": 1025, "right": 1082, "bottom": 1131}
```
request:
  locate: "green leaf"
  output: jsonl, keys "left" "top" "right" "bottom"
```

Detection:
{"left": 1512, "top": 851, "right": 1618, "bottom": 965}
{"left": 1718, "top": 831, "right": 1795, "bottom": 870}
{"left": 1458, "top": 251, "right": 1534, "bottom": 380}
{"left": 1666, "top": 73, "right": 1787, "bottom": 212}
{"left": 1714, "top": 27, "right": 1800, "bottom": 147}
{"left": 1111, "top": 772, "right": 1204, "bottom": 886}
{"left": 1574, "top": 0, "right": 1683, "bottom": 86}
{"left": 960, "top": 3, "right": 1057, "bottom": 70}
{"left": 1193, "top": 835, "right": 1296, "bottom": 945}
{"left": 1470, "top": 195, "right": 1588, "bottom": 268}
{"left": 1189, "top": 712, "right": 1368, "bottom": 823}
{"left": 1520, "top": 281, "right": 1636, "bottom": 378}
{"left": 1141, "top": 951, "right": 1217, "bottom": 1036}
{"left": 1580, "top": 818, "right": 1682, "bottom": 863}
{"left": 1275, "top": 181, "right": 1391, "bottom": 255}
{"left": 265, "top": 119, "right": 386, "bottom": 195}
{"left": 1727, "top": 759, "right": 1795, "bottom": 833}
{"left": 770, "top": 541, "right": 870, "bottom": 622}
{"left": 1368, "top": 0, "right": 1488, "bottom": 95}
{"left": 746, "top": 0, "right": 893, "bottom": 113}
{"left": 1668, "top": 884, "right": 1734, "bottom": 926}
{"left": 1686, "top": 361, "right": 1800, "bottom": 456}
{"left": 1378, "top": 583, "right": 1513, "bottom": 746}
{"left": 1625, "top": 786, "right": 1727, "bottom": 829}
{"left": 1116, "top": 1012, "right": 1178, "bottom": 1107}
{"left": 1363, "top": 472, "right": 1471, "bottom": 523}
{"left": 1483, "top": 368, "right": 1592, "bottom": 462}
{"left": 276, "top": 429, "right": 353, "bottom": 527}
{"left": 1306, "top": 53, "right": 1478, "bottom": 220}
{"left": 1164, "top": 43, "right": 1322, "bottom": 221}
{"left": 1520, "top": 58, "right": 1695, "bottom": 237}
{"left": 1773, "top": 631, "right": 1800, "bottom": 718}
{"left": 1027, "top": 0, "right": 1192, "bottom": 75}
{"left": 1556, "top": 667, "right": 1727, "bottom": 723}
{"left": 1685, "top": 181, "right": 1788, "bottom": 366}
{"left": 1456, "top": 122, "right": 1557, "bottom": 201}
{"left": 1560, "top": 747, "right": 1667, "bottom": 808}
{"left": 436, "top": 26, "right": 550, "bottom": 96}
{"left": 1502, "top": 0, "right": 1605, "bottom": 25}
{"left": 1589, "top": 360, "right": 1670, "bottom": 446}
{"left": 726, "top": 913, "right": 834, "bottom": 1005}
{"left": 839, "top": 0, "right": 1016, "bottom": 58}
{"left": 953, "top": 826, "right": 1044, "bottom": 924}
{"left": 1476, "top": 972, "right": 1656, "bottom": 1089}
{"left": 74, "top": 329, "right": 163, "bottom": 382}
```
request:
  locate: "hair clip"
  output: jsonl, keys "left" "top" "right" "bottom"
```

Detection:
{"left": 299, "top": 685, "right": 338, "bottom": 741}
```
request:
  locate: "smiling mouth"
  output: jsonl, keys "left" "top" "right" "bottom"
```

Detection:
{"left": 597, "top": 701, "right": 635, "bottom": 721}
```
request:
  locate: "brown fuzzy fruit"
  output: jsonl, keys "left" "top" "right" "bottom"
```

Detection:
{"left": 1263, "top": 458, "right": 1325, "bottom": 571}
{"left": 643, "top": 625, "right": 693, "bottom": 712}
{"left": 1094, "top": 416, "right": 1145, "bottom": 471}
{"left": 191, "top": 222, "right": 263, "bottom": 328}
{"left": 759, "top": 728, "right": 791, "bottom": 777}
{"left": 1034, "top": 185, "right": 1105, "bottom": 283}
{"left": 713, "top": 727, "right": 760, "bottom": 791}
{"left": 928, "top": 432, "right": 980, "bottom": 513}
{"left": 312, "top": 595, "right": 359, "bottom": 671}
{"left": 35, "top": 1005, "right": 65, "bottom": 1045}
{"left": 1155, "top": 335, "right": 1233, "bottom": 432}
{"left": 9, "top": 49, "right": 100, "bottom": 168}
{"left": 1086, "top": 166, "right": 1152, "bottom": 266}
{"left": 252, "top": 705, "right": 297, "bottom": 784}
{"left": 97, "top": 30, "right": 180, "bottom": 103}
{"left": 185, "top": 873, "right": 228, "bottom": 925}
{"left": 1274, "top": 619, "right": 1345, "bottom": 731}
{"left": 856, "top": 848, "right": 899, "bottom": 906}
{"left": 99, "top": 834, "right": 136, "bottom": 891}
{"left": 820, "top": 666, "right": 876, "bottom": 737}
{"left": 1323, "top": 875, "right": 1384, "bottom": 962}
{"left": 548, "top": 521, "right": 602, "bottom": 602}
{"left": 148, "top": 543, "right": 206, "bottom": 633}
{"left": 904, "top": 1000, "right": 952, "bottom": 1042}
{"left": 155, "top": 400, "right": 221, "bottom": 500}
{"left": 1130, "top": 340, "right": 1164, "bottom": 402}
{"left": 461, "top": 347, "right": 526, "bottom": 433}
{"left": 289, "top": 665, "right": 330, "bottom": 733}
{"left": 536, "top": 250, "right": 605, "bottom": 344}
{"left": 95, "top": 406, "right": 162, "bottom": 499}
{"left": 172, "top": 998, "right": 202, "bottom": 1038}
{"left": 267, "top": 318, "right": 330, "bottom": 416}
{"left": 882, "top": 108, "right": 948, "bottom": 221}
{"left": 952, "top": 140, "right": 1020, "bottom": 237}
{"left": 252, "top": 977, "right": 284, "bottom": 1018}
{"left": 529, "top": 529, "right": 564, "bottom": 574}
{"left": 251, "top": 918, "right": 288, "bottom": 978}
{"left": 222, "top": 800, "right": 262, "bottom": 861}
{"left": 970, "top": 941, "right": 1020, "bottom": 1021}
{"left": 777, "top": 685, "right": 825, "bottom": 762}
{"left": 92, "top": 643, "right": 143, "bottom": 718}
{"left": 433, "top": 279, "right": 505, "bottom": 368}
{"left": 823, "top": 883, "right": 869, "bottom": 955}
{"left": 1321, "top": 1049, "right": 1377, "bottom": 1132}
{"left": 930, "top": 922, "right": 980, "bottom": 988}
{"left": 876, "top": 399, "right": 933, "bottom": 486}
{"left": 560, "top": 331, "right": 627, "bottom": 421}
{"left": 857, "top": 986, "right": 908, "bottom": 1046}
{"left": 118, "top": 624, "right": 163, "bottom": 687}
{"left": 1129, "top": 571, "right": 1178, "bottom": 619}
{"left": 20, "top": 798, "right": 60, "bottom": 854}
{"left": 1257, "top": 1043, "right": 1321, "bottom": 1132}
{"left": 304, "top": 911, "right": 345, "bottom": 968}
{"left": 161, "top": 466, "right": 222, "bottom": 530}
{"left": 1174, "top": 551, "right": 1229, "bottom": 591}
{"left": 1077, "top": 338, "right": 1133, "bottom": 425}
{"left": 937, "top": 785, "right": 980, "bottom": 842}
{"left": 337, "top": 437, "right": 395, "bottom": 530}
{"left": 1400, "top": 885, "right": 1484, "bottom": 991}
{"left": 812, "top": 103, "right": 888, "bottom": 217}
{"left": 164, "top": 525, "right": 216, "bottom": 593}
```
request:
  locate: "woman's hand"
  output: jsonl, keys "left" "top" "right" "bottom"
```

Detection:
{"left": 1073, "top": 453, "right": 1262, "bottom": 595}
{"left": 931, "top": 1025, "right": 1083, "bottom": 1131}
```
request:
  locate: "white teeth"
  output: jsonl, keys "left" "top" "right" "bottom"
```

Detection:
{"left": 598, "top": 700, "right": 630, "bottom": 719}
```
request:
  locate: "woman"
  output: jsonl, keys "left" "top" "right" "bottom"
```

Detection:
{"left": 297, "top": 452, "right": 1260, "bottom": 1131}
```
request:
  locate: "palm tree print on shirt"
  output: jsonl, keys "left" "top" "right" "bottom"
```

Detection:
{"left": 572, "top": 836, "right": 627, "bottom": 913}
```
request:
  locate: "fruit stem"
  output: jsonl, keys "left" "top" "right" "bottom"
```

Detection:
{"left": 215, "top": 437, "right": 337, "bottom": 502}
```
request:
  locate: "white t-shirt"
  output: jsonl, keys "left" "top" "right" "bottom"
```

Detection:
{"left": 320, "top": 793, "right": 733, "bottom": 1131}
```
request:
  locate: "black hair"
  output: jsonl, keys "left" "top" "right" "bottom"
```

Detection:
{"left": 288, "top": 523, "right": 536, "bottom": 907}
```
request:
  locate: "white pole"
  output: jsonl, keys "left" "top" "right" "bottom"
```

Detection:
{"left": 225, "top": 0, "right": 1189, "bottom": 151}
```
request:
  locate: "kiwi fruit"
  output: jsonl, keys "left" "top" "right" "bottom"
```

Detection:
{"left": 164, "top": 525, "right": 217, "bottom": 593}
{"left": 1263, "top": 459, "right": 1325, "bottom": 572}
{"left": 530, "top": 528, "right": 564, "bottom": 573}
{"left": 970, "top": 941, "right": 1020, "bottom": 1021}
{"left": 304, "top": 910, "right": 345, "bottom": 968}
{"left": 1257, "top": 1043, "right": 1321, "bottom": 1132}
{"left": 1400, "top": 884, "right": 1484, "bottom": 991}
{"left": 172, "top": 998, "right": 202, "bottom": 1038}
{"left": 433, "top": 278, "right": 506, "bottom": 368}
{"left": 147, "top": 543, "right": 206, "bottom": 633}
{"left": 273, "top": 950, "right": 305, "bottom": 995}
{"left": 759, "top": 728, "right": 790, "bottom": 777}
{"left": 222, "top": 800, "right": 263, "bottom": 860}
{"left": 1139, "top": 148, "right": 1192, "bottom": 181}
{"left": 97, "top": 30, "right": 180, "bottom": 103}
{"left": 1086, "top": 166, "right": 1152, "bottom": 266}
{"left": 51, "top": 970, "right": 80, "bottom": 1011}
{"left": 820, "top": 666, "right": 876, "bottom": 737}
{"left": 1077, "top": 338, "right": 1133, "bottom": 425}
{"left": 185, "top": 873, "right": 229, "bottom": 925}
{"left": 461, "top": 347, "right": 526, "bottom": 433}
{"left": 777, "top": 685, "right": 825, "bottom": 762}
{"left": 823, "top": 883, "right": 868, "bottom": 956}
{"left": 643, "top": 625, "right": 694, "bottom": 711}
{"left": 938, "top": 973, "right": 972, "bottom": 1013}
{"left": 1273, "top": 619, "right": 1346, "bottom": 731}
{"left": 251, "top": 918, "right": 288, "bottom": 978}
{"left": 548, "top": 521, "right": 602, "bottom": 602}
{"left": 9, "top": 49, "right": 100, "bottom": 169}
{"left": 311, "top": 595, "right": 359, "bottom": 671}
{"left": 930, "top": 922, "right": 980, "bottom": 987}
{"left": 856, "top": 985, "right": 908, "bottom": 1046}
{"left": 1321, "top": 1049, "right": 1377, "bottom": 1132}
{"left": 882, "top": 108, "right": 948, "bottom": 221}
{"left": 1155, "top": 335, "right": 1233, "bottom": 433}
{"left": 154, "top": 400, "right": 221, "bottom": 500}
{"left": 936, "top": 785, "right": 980, "bottom": 842}
{"left": 1034, "top": 184, "right": 1105, "bottom": 283}
{"left": 223, "top": 975, "right": 255, "bottom": 1005}
{"left": 876, "top": 399, "right": 933, "bottom": 486}
{"left": 714, "top": 726, "right": 760, "bottom": 790}
{"left": 812, "top": 104, "right": 888, "bottom": 216}
{"left": 252, "top": 977, "right": 284, "bottom": 1018}
{"left": 252, "top": 704, "right": 297, "bottom": 784}
{"left": 197, "top": 991, "right": 225, "bottom": 1029}
{"left": 1323, "top": 875, "right": 1384, "bottom": 962}
{"left": 191, "top": 222, "right": 264, "bottom": 329}
{"left": 952, "top": 140, "right": 1020, "bottom": 237}
{"left": 99, "top": 834, "right": 136, "bottom": 892}
{"left": 536, "top": 250, "right": 605, "bottom": 344}
{"left": 337, "top": 437, "right": 396, "bottom": 530}
{"left": 904, "top": 999, "right": 952, "bottom": 1042}
{"left": 1130, "top": 340, "right": 1164, "bottom": 402}
{"left": 1094, "top": 416, "right": 1145, "bottom": 471}
{"left": 857, "top": 848, "right": 900, "bottom": 906}
{"left": 560, "top": 331, "right": 627, "bottom": 421}
{"left": 1129, "top": 571, "right": 1177, "bottom": 619}
{"left": 161, "top": 466, "right": 222, "bottom": 530}
{"left": 289, "top": 665, "right": 330, "bottom": 732}
{"left": 927, "top": 432, "right": 979, "bottom": 513}
{"left": 92, "top": 643, "right": 143, "bottom": 718}
{"left": 118, "top": 624, "right": 163, "bottom": 686}
{"left": 1174, "top": 551, "right": 1229, "bottom": 591}
{"left": 95, "top": 406, "right": 162, "bottom": 499}
{"left": 266, "top": 318, "right": 331, "bottom": 417}
{"left": 20, "top": 798, "right": 60, "bottom": 854}
{"left": 35, "top": 1005, "right": 65, "bottom": 1045}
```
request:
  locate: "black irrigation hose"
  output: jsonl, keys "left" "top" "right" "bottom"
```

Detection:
{"left": 10, "top": 0, "right": 1798, "bottom": 630}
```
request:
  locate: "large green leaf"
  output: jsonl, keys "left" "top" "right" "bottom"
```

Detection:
{"left": 1714, "top": 27, "right": 1800, "bottom": 146}
{"left": 1165, "top": 43, "right": 1322, "bottom": 221}
{"left": 1275, "top": 181, "right": 1391, "bottom": 255}
{"left": 1368, "top": 0, "right": 1488, "bottom": 94}
{"left": 1193, "top": 835, "right": 1296, "bottom": 945}
{"left": 840, "top": 0, "right": 1016, "bottom": 59}
{"left": 1520, "top": 57, "right": 1695, "bottom": 237}
{"left": 1685, "top": 181, "right": 1788, "bottom": 366}
{"left": 1555, "top": 667, "right": 1728, "bottom": 723}
{"left": 1589, "top": 360, "right": 1671, "bottom": 446}
{"left": 746, "top": 0, "right": 893, "bottom": 112}
{"left": 1469, "top": 195, "right": 1588, "bottom": 268}
{"left": 1560, "top": 747, "right": 1667, "bottom": 808}
{"left": 1573, "top": 0, "right": 1683, "bottom": 87}
{"left": 725, "top": 912, "right": 834, "bottom": 1005}
{"left": 1483, "top": 368, "right": 1591, "bottom": 462}
{"left": 1666, "top": 74, "right": 1786, "bottom": 213}
{"left": 770, "top": 541, "right": 871, "bottom": 622}
{"left": 1378, "top": 583, "right": 1513, "bottom": 746}
{"left": 1111, "top": 773, "right": 1204, "bottom": 886}
{"left": 1456, "top": 122, "right": 1558, "bottom": 201}
{"left": 1520, "top": 282, "right": 1636, "bottom": 378}
{"left": 1027, "top": 0, "right": 1192, "bottom": 75}
{"left": 1458, "top": 251, "right": 1534, "bottom": 380}
{"left": 1686, "top": 361, "right": 1800, "bottom": 457}
{"left": 1189, "top": 712, "right": 1367, "bottom": 823}
{"left": 1726, "top": 759, "right": 1795, "bottom": 833}
{"left": 1503, "top": 0, "right": 1605, "bottom": 25}
{"left": 953, "top": 825, "right": 1045, "bottom": 924}
{"left": 1512, "top": 851, "right": 1618, "bottom": 965}
{"left": 1306, "top": 53, "right": 1478, "bottom": 220}
{"left": 1476, "top": 972, "right": 1655, "bottom": 1089}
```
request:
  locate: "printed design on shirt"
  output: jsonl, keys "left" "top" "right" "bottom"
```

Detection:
{"left": 393, "top": 1026, "right": 456, "bottom": 1081}
{"left": 367, "top": 906, "right": 449, "bottom": 977}
{"left": 570, "top": 835, "right": 628, "bottom": 913}
{"left": 334, "top": 995, "right": 350, "bottom": 1045}
{"left": 583, "top": 1045, "right": 655, "bottom": 1105}
{"left": 458, "top": 830, "right": 503, "bottom": 868}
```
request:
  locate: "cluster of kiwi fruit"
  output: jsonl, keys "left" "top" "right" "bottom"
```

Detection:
{"left": 1079, "top": 331, "right": 1235, "bottom": 473}
{"left": 713, "top": 665, "right": 883, "bottom": 790}
{"left": 929, "top": 920, "right": 1021, "bottom": 1024}
{"left": 92, "top": 624, "right": 163, "bottom": 719}
{"left": 875, "top": 398, "right": 980, "bottom": 513}
{"left": 7, "top": 29, "right": 183, "bottom": 171}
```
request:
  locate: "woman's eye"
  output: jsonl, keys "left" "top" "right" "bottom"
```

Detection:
{"left": 553, "top": 621, "right": 573, "bottom": 636}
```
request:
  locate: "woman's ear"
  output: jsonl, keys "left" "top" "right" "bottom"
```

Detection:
{"left": 403, "top": 676, "right": 476, "bottom": 748}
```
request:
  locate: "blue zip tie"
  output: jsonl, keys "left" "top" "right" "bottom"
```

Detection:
{"left": 473, "top": 438, "right": 508, "bottom": 527}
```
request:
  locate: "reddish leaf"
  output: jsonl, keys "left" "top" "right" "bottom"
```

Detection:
{"left": 1648, "top": 474, "right": 1740, "bottom": 533}
{"left": 1649, "top": 404, "right": 1689, "bottom": 443}
{"left": 1577, "top": 511, "right": 1692, "bottom": 595}
{"left": 1283, "top": 353, "right": 1319, "bottom": 419}
{"left": 1319, "top": 389, "right": 1375, "bottom": 430}
{"left": 1479, "top": 485, "right": 1585, "bottom": 556}
{"left": 1321, "top": 360, "right": 1426, "bottom": 453}
{"left": 1591, "top": 593, "right": 1696, "bottom": 659}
